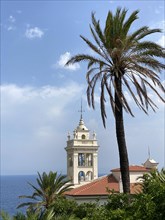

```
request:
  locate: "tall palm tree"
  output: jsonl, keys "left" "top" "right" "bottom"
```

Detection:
{"left": 17, "top": 171, "right": 73, "bottom": 214}
{"left": 66, "top": 8, "right": 165, "bottom": 193}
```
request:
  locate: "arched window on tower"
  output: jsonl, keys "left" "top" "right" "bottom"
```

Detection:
{"left": 81, "top": 134, "right": 86, "bottom": 139}
{"left": 78, "top": 171, "right": 85, "bottom": 182}
{"left": 86, "top": 171, "right": 93, "bottom": 181}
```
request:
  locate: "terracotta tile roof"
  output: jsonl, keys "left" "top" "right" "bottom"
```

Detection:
{"left": 130, "top": 183, "right": 142, "bottom": 194}
{"left": 65, "top": 166, "right": 149, "bottom": 197}
{"left": 65, "top": 174, "right": 119, "bottom": 196}
{"left": 65, "top": 174, "right": 142, "bottom": 196}
{"left": 111, "top": 165, "right": 150, "bottom": 172}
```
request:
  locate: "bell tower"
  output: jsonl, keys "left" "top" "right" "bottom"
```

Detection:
{"left": 65, "top": 105, "right": 99, "bottom": 187}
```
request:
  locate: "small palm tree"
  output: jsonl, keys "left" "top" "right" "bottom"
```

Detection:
{"left": 139, "top": 169, "right": 165, "bottom": 218}
{"left": 0, "top": 211, "right": 12, "bottom": 220}
{"left": 17, "top": 171, "right": 73, "bottom": 214}
{"left": 140, "top": 169, "right": 165, "bottom": 194}
{"left": 66, "top": 8, "right": 165, "bottom": 193}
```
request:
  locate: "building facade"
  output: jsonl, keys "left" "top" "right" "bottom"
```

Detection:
{"left": 65, "top": 163, "right": 158, "bottom": 205}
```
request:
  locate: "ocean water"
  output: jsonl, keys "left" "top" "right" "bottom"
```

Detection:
{"left": 0, "top": 174, "right": 105, "bottom": 218}
{"left": 0, "top": 175, "right": 37, "bottom": 217}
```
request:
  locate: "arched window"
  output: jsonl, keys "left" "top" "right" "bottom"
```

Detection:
{"left": 78, "top": 171, "right": 85, "bottom": 182}
{"left": 86, "top": 171, "right": 93, "bottom": 181}
{"left": 81, "top": 134, "right": 86, "bottom": 139}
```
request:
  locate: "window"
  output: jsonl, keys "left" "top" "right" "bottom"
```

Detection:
{"left": 86, "top": 153, "right": 93, "bottom": 166}
{"left": 78, "top": 171, "right": 85, "bottom": 182}
{"left": 68, "top": 155, "right": 73, "bottom": 167}
{"left": 78, "top": 153, "right": 85, "bottom": 166}
{"left": 81, "top": 134, "right": 86, "bottom": 139}
{"left": 86, "top": 171, "right": 93, "bottom": 181}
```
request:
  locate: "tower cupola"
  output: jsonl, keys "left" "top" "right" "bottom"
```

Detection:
{"left": 65, "top": 103, "right": 99, "bottom": 187}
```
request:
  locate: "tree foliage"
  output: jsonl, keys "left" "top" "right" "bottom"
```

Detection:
{"left": 17, "top": 171, "right": 73, "bottom": 215}
{"left": 66, "top": 7, "right": 165, "bottom": 126}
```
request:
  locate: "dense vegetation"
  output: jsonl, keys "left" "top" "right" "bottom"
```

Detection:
{"left": 17, "top": 171, "right": 73, "bottom": 214}
{"left": 1, "top": 169, "right": 165, "bottom": 220}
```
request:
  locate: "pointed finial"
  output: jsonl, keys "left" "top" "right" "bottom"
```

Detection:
{"left": 93, "top": 131, "right": 96, "bottom": 139}
{"left": 67, "top": 132, "right": 70, "bottom": 140}
{"left": 78, "top": 98, "right": 85, "bottom": 120}
{"left": 148, "top": 146, "right": 150, "bottom": 159}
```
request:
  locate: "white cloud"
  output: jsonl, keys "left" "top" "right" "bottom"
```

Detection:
{"left": 151, "top": 20, "right": 165, "bottom": 31}
{"left": 55, "top": 52, "right": 80, "bottom": 71}
{"left": 25, "top": 26, "right": 44, "bottom": 39}
{"left": 5, "top": 15, "right": 16, "bottom": 31}
{"left": 7, "top": 26, "right": 16, "bottom": 31}
{"left": 9, "top": 15, "right": 16, "bottom": 23}
{"left": 1, "top": 82, "right": 85, "bottom": 174}
{"left": 1, "top": 82, "right": 84, "bottom": 111}
{"left": 157, "top": 35, "right": 165, "bottom": 47}
{"left": 154, "top": 6, "right": 164, "bottom": 15}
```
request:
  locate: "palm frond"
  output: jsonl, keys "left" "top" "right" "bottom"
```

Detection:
{"left": 100, "top": 77, "right": 107, "bottom": 127}
{"left": 18, "top": 171, "right": 73, "bottom": 214}
{"left": 17, "top": 201, "right": 42, "bottom": 209}
{"left": 122, "top": 10, "right": 139, "bottom": 36}
{"left": 66, "top": 54, "right": 108, "bottom": 67}
{"left": 135, "top": 28, "right": 162, "bottom": 41}
{"left": 90, "top": 25, "right": 112, "bottom": 64}
{"left": 91, "top": 12, "right": 106, "bottom": 48}
{"left": 133, "top": 41, "right": 164, "bottom": 51}
{"left": 129, "top": 26, "right": 149, "bottom": 41}
{"left": 80, "top": 35, "right": 105, "bottom": 59}
{"left": 104, "top": 77, "right": 116, "bottom": 116}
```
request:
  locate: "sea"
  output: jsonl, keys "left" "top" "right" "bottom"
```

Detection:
{"left": 0, "top": 175, "right": 37, "bottom": 218}
{"left": 0, "top": 174, "right": 105, "bottom": 219}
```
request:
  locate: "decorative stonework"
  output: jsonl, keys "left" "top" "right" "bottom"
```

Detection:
{"left": 65, "top": 116, "right": 99, "bottom": 186}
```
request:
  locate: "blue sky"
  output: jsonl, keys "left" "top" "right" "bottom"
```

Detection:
{"left": 1, "top": 0, "right": 165, "bottom": 175}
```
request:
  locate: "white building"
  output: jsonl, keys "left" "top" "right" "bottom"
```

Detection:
{"left": 65, "top": 114, "right": 99, "bottom": 188}
{"left": 65, "top": 162, "right": 158, "bottom": 205}
{"left": 65, "top": 111, "right": 158, "bottom": 204}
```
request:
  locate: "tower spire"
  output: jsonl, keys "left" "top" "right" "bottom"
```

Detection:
{"left": 79, "top": 98, "right": 85, "bottom": 120}
{"left": 148, "top": 146, "right": 151, "bottom": 159}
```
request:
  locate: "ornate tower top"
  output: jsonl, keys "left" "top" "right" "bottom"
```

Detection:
{"left": 76, "top": 99, "right": 88, "bottom": 132}
{"left": 65, "top": 101, "right": 99, "bottom": 186}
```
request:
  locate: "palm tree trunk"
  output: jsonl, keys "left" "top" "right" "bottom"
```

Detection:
{"left": 115, "top": 76, "right": 130, "bottom": 194}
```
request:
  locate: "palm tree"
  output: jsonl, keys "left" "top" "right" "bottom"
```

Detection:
{"left": 66, "top": 8, "right": 165, "bottom": 193}
{"left": 139, "top": 169, "right": 165, "bottom": 218}
{"left": 17, "top": 171, "right": 73, "bottom": 214}
{"left": 140, "top": 169, "right": 165, "bottom": 194}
